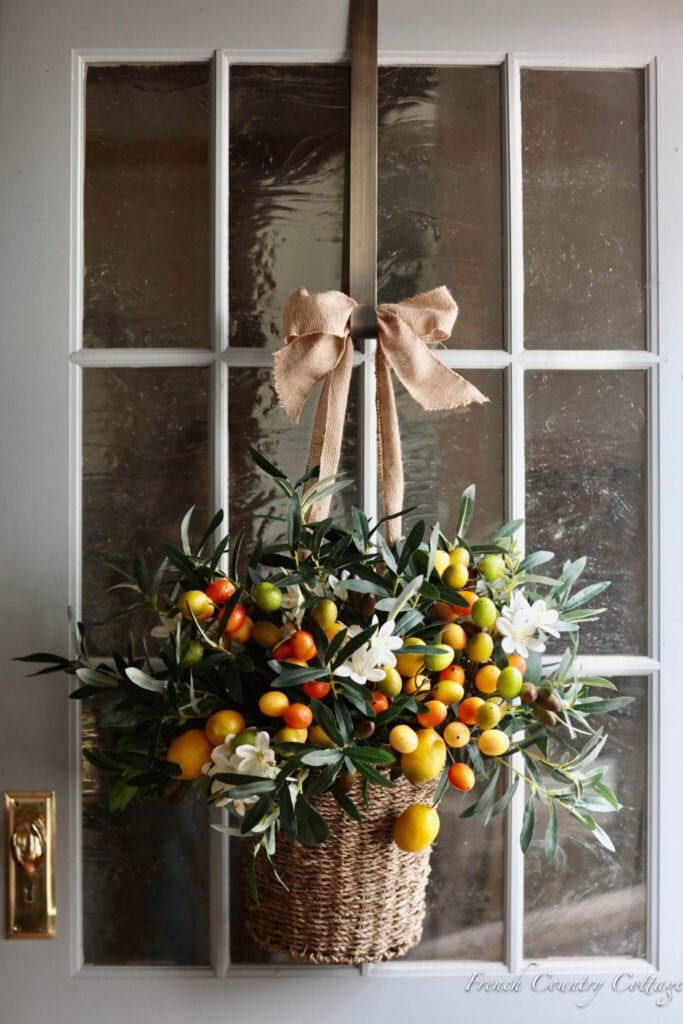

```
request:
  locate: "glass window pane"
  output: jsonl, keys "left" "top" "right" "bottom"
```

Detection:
{"left": 84, "top": 64, "right": 211, "bottom": 348}
{"left": 378, "top": 67, "right": 504, "bottom": 350}
{"left": 82, "top": 698, "right": 210, "bottom": 966}
{"left": 227, "top": 367, "right": 359, "bottom": 561}
{"left": 524, "top": 676, "right": 648, "bottom": 958}
{"left": 82, "top": 366, "right": 211, "bottom": 653}
{"left": 229, "top": 66, "right": 349, "bottom": 350}
{"left": 407, "top": 788, "right": 505, "bottom": 960}
{"left": 398, "top": 369, "right": 505, "bottom": 540}
{"left": 81, "top": 367, "right": 211, "bottom": 965}
{"left": 525, "top": 371, "right": 648, "bottom": 655}
{"left": 522, "top": 69, "right": 646, "bottom": 349}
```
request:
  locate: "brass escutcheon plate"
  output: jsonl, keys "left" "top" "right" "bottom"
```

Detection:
{"left": 4, "top": 791, "right": 56, "bottom": 939}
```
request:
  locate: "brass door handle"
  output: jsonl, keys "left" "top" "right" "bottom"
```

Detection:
{"left": 11, "top": 812, "right": 46, "bottom": 875}
{"left": 5, "top": 792, "right": 55, "bottom": 938}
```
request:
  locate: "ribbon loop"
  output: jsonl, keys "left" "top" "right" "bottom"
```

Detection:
{"left": 276, "top": 286, "right": 488, "bottom": 543}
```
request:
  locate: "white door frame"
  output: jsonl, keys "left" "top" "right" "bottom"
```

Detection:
{"left": 2, "top": 2, "right": 682, "bottom": 1021}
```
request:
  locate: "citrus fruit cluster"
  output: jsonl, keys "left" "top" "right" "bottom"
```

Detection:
{"left": 20, "top": 450, "right": 629, "bottom": 869}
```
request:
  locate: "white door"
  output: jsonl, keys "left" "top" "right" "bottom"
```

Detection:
{"left": 2, "top": 1, "right": 682, "bottom": 1021}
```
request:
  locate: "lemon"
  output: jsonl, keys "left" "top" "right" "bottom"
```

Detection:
{"left": 393, "top": 803, "right": 441, "bottom": 852}
{"left": 433, "top": 550, "right": 450, "bottom": 577}
{"left": 308, "top": 724, "right": 337, "bottom": 748}
{"left": 396, "top": 637, "right": 426, "bottom": 678}
{"left": 443, "top": 563, "right": 469, "bottom": 589}
{"left": 449, "top": 546, "right": 470, "bottom": 568}
{"left": 401, "top": 727, "right": 446, "bottom": 785}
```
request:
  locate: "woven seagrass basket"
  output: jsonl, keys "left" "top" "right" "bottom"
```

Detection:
{"left": 246, "top": 775, "right": 435, "bottom": 965}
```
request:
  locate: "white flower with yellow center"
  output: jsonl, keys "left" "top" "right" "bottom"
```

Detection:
{"left": 496, "top": 590, "right": 560, "bottom": 659}
{"left": 335, "top": 624, "right": 386, "bottom": 686}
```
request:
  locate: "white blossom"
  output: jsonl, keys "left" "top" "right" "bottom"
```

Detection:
{"left": 335, "top": 623, "right": 386, "bottom": 686}
{"left": 496, "top": 590, "right": 559, "bottom": 659}
{"left": 369, "top": 617, "right": 403, "bottom": 669}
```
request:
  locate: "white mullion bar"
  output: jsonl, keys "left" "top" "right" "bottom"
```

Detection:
{"left": 221, "top": 348, "right": 366, "bottom": 368}
{"left": 503, "top": 52, "right": 526, "bottom": 977}
{"left": 432, "top": 349, "right": 659, "bottom": 372}
{"left": 554, "top": 655, "right": 659, "bottom": 677}
{"left": 68, "top": 49, "right": 87, "bottom": 976}
{"left": 360, "top": 339, "right": 378, "bottom": 524}
{"left": 519, "top": 350, "right": 659, "bottom": 369}
{"left": 209, "top": 49, "right": 231, "bottom": 980}
{"left": 645, "top": 57, "right": 661, "bottom": 970}
{"left": 70, "top": 348, "right": 216, "bottom": 368}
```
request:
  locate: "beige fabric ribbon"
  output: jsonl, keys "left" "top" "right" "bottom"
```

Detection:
{"left": 274, "top": 286, "right": 488, "bottom": 545}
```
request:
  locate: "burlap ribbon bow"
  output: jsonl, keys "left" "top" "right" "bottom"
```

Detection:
{"left": 274, "top": 286, "right": 488, "bottom": 545}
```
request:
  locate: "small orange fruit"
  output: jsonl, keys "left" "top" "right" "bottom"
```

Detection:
{"left": 204, "top": 579, "right": 236, "bottom": 605}
{"left": 230, "top": 615, "right": 253, "bottom": 644}
{"left": 389, "top": 724, "right": 419, "bottom": 753}
{"left": 416, "top": 699, "right": 448, "bottom": 728}
{"left": 369, "top": 690, "right": 390, "bottom": 714}
{"left": 448, "top": 762, "right": 475, "bottom": 791}
{"left": 224, "top": 603, "right": 247, "bottom": 635}
{"left": 475, "top": 664, "right": 501, "bottom": 695}
{"left": 289, "top": 630, "right": 317, "bottom": 662}
{"left": 166, "top": 730, "right": 212, "bottom": 780}
{"left": 439, "top": 664, "right": 465, "bottom": 685}
{"left": 467, "top": 632, "right": 494, "bottom": 663}
{"left": 440, "top": 623, "right": 468, "bottom": 651}
{"left": 444, "top": 721, "right": 470, "bottom": 748}
{"left": 258, "top": 690, "right": 289, "bottom": 717}
{"left": 458, "top": 696, "right": 484, "bottom": 725}
{"left": 205, "top": 709, "right": 246, "bottom": 745}
{"left": 478, "top": 729, "right": 510, "bottom": 756}
{"left": 283, "top": 702, "right": 313, "bottom": 729}
{"left": 178, "top": 590, "right": 215, "bottom": 622}
{"left": 507, "top": 654, "right": 527, "bottom": 674}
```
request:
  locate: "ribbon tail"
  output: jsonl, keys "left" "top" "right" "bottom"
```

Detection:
{"left": 375, "top": 345, "right": 404, "bottom": 547}
{"left": 304, "top": 339, "right": 354, "bottom": 524}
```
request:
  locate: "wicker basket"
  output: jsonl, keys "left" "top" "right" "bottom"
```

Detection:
{"left": 245, "top": 775, "right": 435, "bottom": 965}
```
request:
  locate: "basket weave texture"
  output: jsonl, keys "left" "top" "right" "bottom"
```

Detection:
{"left": 246, "top": 775, "right": 435, "bottom": 965}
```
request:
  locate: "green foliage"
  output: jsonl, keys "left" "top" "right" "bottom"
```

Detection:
{"left": 17, "top": 449, "right": 633, "bottom": 872}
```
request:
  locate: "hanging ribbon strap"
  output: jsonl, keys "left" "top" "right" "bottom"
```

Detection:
{"left": 274, "top": 286, "right": 488, "bottom": 544}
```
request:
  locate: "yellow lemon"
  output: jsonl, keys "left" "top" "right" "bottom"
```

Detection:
{"left": 308, "top": 724, "right": 337, "bottom": 748}
{"left": 401, "top": 727, "right": 446, "bottom": 785}
{"left": 449, "top": 546, "right": 470, "bottom": 568}
{"left": 396, "top": 637, "right": 426, "bottom": 678}
{"left": 433, "top": 550, "right": 450, "bottom": 577}
{"left": 166, "top": 730, "right": 212, "bottom": 780}
{"left": 274, "top": 727, "right": 308, "bottom": 744}
{"left": 393, "top": 803, "right": 441, "bottom": 853}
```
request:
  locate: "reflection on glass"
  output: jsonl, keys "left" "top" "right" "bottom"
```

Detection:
{"left": 397, "top": 370, "right": 505, "bottom": 541}
{"left": 524, "top": 677, "right": 648, "bottom": 958}
{"left": 82, "top": 367, "right": 210, "bottom": 653}
{"left": 229, "top": 66, "right": 349, "bottom": 350}
{"left": 81, "top": 369, "right": 211, "bottom": 965}
{"left": 525, "top": 371, "right": 648, "bottom": 654}
{"left": 379, "top": 67, "right": 504, "bottom": 350}
{"left": 84, "top": 64, "right": 211, "bottom": 348}
{"left": 407, "top": 792, "right": 505, "bottom": 961}
{"left": 522, "top": 69, "right": 646, "bottom": 349}
{"left": 82, "top": 698, "right": 210, "bottom": 966}
{"left": 228, "top": 367, "right": 358, "bottom": 559}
